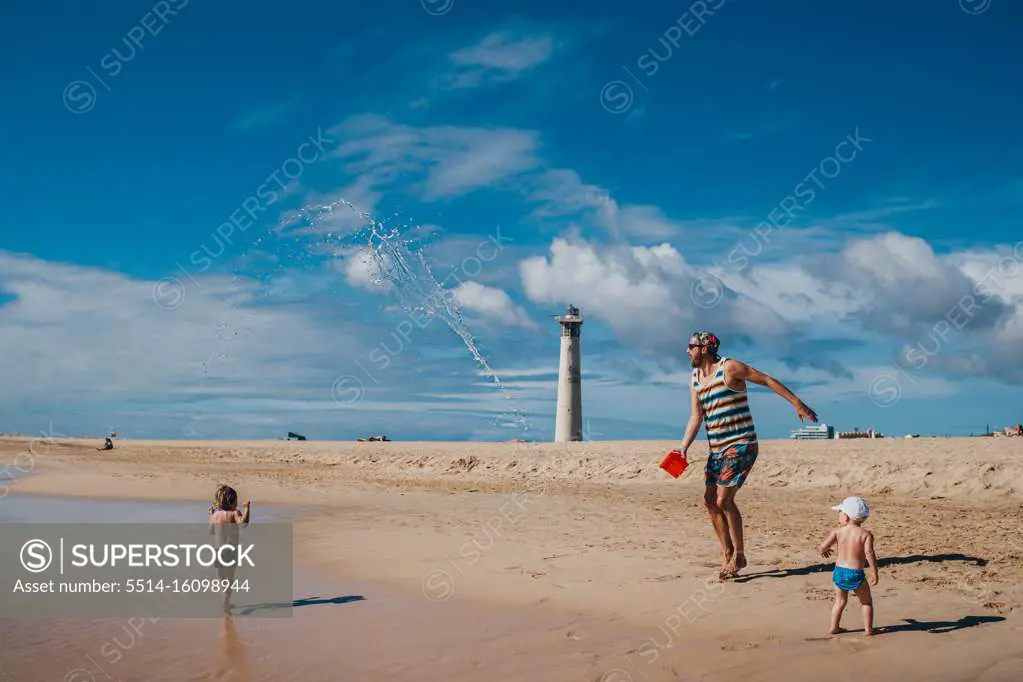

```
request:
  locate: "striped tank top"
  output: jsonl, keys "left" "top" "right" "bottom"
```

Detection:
{"left": 692, "top": 357, "right": 757, "bottom": 454}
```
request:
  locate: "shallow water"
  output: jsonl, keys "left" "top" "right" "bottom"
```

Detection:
{"left": 0, "top": 454, "right": 37, "bottom": 487}
{"left": 0, "top": 493, "right": 310, "bottom": 681}
{"left": 0, "top": 492, "right": 302, "bottom": 524}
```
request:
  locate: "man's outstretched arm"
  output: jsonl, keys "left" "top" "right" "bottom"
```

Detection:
{"left": 728, "top": 360, "right": 818, "bottom": 423}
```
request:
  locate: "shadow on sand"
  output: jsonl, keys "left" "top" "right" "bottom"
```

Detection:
{"left": 234, "top": 595, "right": 366, "bottom": 615}
{"left": 876, "top": 615, "right": 1005, "bottom": 635}
{"left": 733, "top": 553, "right": 987, "bottom": 583}
{"left": 807, "top": 615, "right": 1006, "bottom": 639}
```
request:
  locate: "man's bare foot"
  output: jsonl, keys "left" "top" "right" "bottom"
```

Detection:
{"left": 719, "top": 552, "right": 745, "bottom": 580}
{"left": 718, "top": 548, "right": 735, "bottom": 579}
{"left": 828, "top": 627, "right": 844, "bottom": 635}
{"left": 864, "top": 629, "right": 873, "bottom": 637}
{"left": 719, "top": 563, "right": 739, "bottom": 580}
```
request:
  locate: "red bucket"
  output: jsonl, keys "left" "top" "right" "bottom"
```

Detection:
{"left": 660, "top": 449, "right": 689, "bottom": 478}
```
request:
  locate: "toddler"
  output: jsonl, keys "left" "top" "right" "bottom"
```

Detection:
{"left": 818, "top": 495, "right": 878, "bottom": 635}
{"left": 209, "top": 484, "right": 251, "bottom": 527}
{"left": 208, "top": 484, "right": 251, "bottom": 615}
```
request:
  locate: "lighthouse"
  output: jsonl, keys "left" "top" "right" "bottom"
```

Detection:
{"left": 554, "top": 304, "right": 583, "bottom": 442}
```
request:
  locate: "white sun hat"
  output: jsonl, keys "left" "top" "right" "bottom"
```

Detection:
{"left": 831, "top": 496, "right": 869, "bottom": 520}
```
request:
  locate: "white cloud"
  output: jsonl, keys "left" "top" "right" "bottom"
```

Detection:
{"left": 0, "top": 252, "right": 503, "bottom": 439}
{"left": 512, "top": 227, "right": 1023, "bottom": 388}
{"left": 443, "top": 31, "right": 557, "bottom": 89}
{"left": 452, "top": 281, "right": 537, "bottom": 330}
{"left": 326, "top": 115, "right": 541, "bottom": 202}
{"left": 0, "top": 251, "right": 575, "bottom": 439}
{"left": 801, "top": 233, "right": 1019, "bottom": 364}
{"left": 519, "top": 238, "right": 686, "bottom": 323}
{"left": 272, "top": 92, "right": 1023, "bottom": 398}
{"left": 422, "top": 129, "right": 539, "bottom": 199}
{"left": 930, "top": 242, "right": 1023, "bottom": 379}
{"left": 724, "top": 263, "right": 864, "bottom": 326}
{"left": 337, "top": 247, "right": 391, "bottom": 293}
{"left": 517, "top": 236, "right": 795, "bottom": 368}
{"left": 515, "top": 228, "right": 1023, "bottom": 387}
{"left": 276, "top": 177, "right": 384, "bottom": 240}
{"left": 300, "top": 118, "right": 696, "bottom": 253}
{"left": 947, "top": 245, "right": 1023, "bottom": 303}
{"left": 524, "top": 169, "right": 684, "bottom": 241}
{"left": 474, "top": 366, "right": 554, "bottom": 378}
{"left": 0, "top": 253, "right": 372, "bottom": 407}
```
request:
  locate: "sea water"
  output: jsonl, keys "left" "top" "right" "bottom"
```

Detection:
{"left": 0, "top": 492, "right": 304, "bottom": 524}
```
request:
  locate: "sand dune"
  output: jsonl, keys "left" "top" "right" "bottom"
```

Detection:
{"left": 7, "top": 435, "right": 1022, "bottom": 500}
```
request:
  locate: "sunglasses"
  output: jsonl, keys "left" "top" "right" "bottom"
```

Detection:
{"left": 688, "top": 343, "right": 704, "bottom": 350}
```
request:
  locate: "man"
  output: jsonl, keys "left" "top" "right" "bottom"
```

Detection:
{"left": 679, "top": 330, "right": 818, "bottom": 580}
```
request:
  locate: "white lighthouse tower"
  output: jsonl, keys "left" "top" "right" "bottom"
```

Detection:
{"left": 554, "top": 304, "right": 583, "bottom": 442}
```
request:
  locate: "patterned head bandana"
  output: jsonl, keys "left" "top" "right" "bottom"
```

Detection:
{"left": 690, "top": 330, "right": 720, "bottom": 354}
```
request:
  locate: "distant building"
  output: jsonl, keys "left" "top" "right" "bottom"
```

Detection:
{"left": 994, "top": 424, "right": 1023, "bottom": 437}
{"left": 836, "top": 427, "right": 883, "bottom": 439}
{"left": 790, "top": 423, "right": 835, "bottom": 440}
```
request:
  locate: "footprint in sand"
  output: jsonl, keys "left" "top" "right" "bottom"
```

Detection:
{"left": 982, "top": 600, "right": 1008, "bottom": 614}
{"left": 805, "top": 634, "right": 869, "bottom": 648}
{"left": 721, "top": 642, "right": 760, "bottom": 651}
{"left": 646, "top": 573, "right": 686, "bottom": 583}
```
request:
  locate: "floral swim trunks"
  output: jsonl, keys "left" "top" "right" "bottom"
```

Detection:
{"left": 705, "top": 441, "right": 759, "bottom": 488}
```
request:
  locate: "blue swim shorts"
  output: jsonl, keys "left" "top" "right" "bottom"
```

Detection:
{"left": 832, "top": 565, "right": 865, "bottom": 591}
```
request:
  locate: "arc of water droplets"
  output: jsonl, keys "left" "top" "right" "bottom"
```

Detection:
{"left": 281, "top": 198, "right": 532, "bottom": 437}
{"left": 199, "top": 319, "right": 243, "bottom": 388}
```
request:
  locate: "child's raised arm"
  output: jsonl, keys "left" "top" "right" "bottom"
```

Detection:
{"left": 818, "top": 529, "right": 837, "bottom": 559}
{"left": 865, "top": 530, "right": 879, "bottom": 584}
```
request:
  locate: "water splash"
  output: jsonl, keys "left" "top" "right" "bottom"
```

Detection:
{"left": 278, "top": 198, "right": 532, "bottom": 437}
{"left": 200, "top": 321, "right": 240, "bottom": 387}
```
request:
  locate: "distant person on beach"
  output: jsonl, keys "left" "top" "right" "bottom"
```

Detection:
{"left": 679, "top": 330, "right": 818, "bottom": 580}
{"left": 208, "top": 484, "right": 251, "bottom": 616}
{"left": 819, "top": 496, "right": 878, "bottom": 635}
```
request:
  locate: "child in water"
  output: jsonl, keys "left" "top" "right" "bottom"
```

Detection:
{"left": 208, "top": 485, "right": 251, "bottom": 616}
{"left": 818, "top": 496, "right": 879, "bottom": 636}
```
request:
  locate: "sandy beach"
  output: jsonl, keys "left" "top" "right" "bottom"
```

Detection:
{"left": 2, "top": 435, "right": 1022, "bottom": 681}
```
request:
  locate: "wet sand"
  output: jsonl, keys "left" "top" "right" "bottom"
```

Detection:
{"left": 2, "top": 563, "right": 662, "bottom": 682}
{"left": 2, "top": 436, "right": 1022, "bottom": 681}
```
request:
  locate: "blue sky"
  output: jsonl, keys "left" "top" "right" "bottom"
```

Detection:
{"left": 2, "top": 0, "right": 1022, "bottom": 441}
